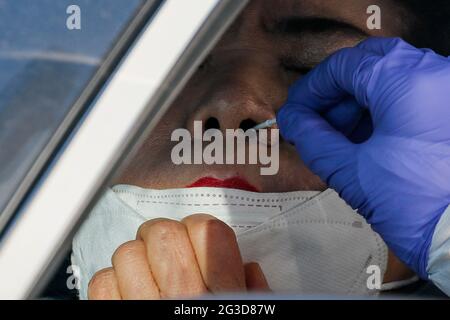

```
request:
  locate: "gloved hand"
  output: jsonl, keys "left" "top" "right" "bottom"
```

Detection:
{"left": 277, "top": 37, "right": 450, "bottom": 279}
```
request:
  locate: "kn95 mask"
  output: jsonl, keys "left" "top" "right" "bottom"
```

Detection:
{"left": 72, "top": 185, "right": 388, "bottom": 299}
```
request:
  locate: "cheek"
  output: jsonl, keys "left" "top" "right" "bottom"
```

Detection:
{"left": 282, "top": 148, "right": 327, "bottom": 191}
{"left": 116, "top": 50, "right": 321, "bottom": 191}
{"left": 260, "top": 145, "right": 327, "bottom": 192}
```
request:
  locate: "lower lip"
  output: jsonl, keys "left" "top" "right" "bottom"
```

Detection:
{"left": 187, "top": 177, "right": 259, "bottom": 192}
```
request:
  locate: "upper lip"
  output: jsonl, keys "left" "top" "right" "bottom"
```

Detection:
{"left": 186, "top": 176, "right": 260, "bottom": 192}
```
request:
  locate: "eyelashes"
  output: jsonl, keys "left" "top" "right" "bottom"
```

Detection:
{"left": 197, "top": 54, "right": 314, "bottom": 80}
{"left": 280, "top": 58, "right": 312, "bottom": 75}
{"left": 280, "top": 60, "right": 312, "bottom": 85}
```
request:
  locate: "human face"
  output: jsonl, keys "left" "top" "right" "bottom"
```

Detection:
{"left": 116, "top": 0, "right": 412, "bottom": 192}
{"left": 114, "top": 0, "right": 416, "bottom": 283}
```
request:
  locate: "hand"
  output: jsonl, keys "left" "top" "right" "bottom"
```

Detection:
{"left": 277, "top": 37, "right": 450, "bottom": 279}
{"left": 87, "top": 214, "right": 269, "bottom": 299}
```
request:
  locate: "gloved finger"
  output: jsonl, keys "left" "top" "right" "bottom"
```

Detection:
{"left": 323, "top": 96, "right": 364, "bottom": 137}
{"left": 284, "top": 46, "right": 382, "bottom": 113}
{"left": 356, "top": 37, "right": 416, "bottom": 55}
{"left": 111, "top": 240, "right": 161, "bottom": 299}
{"left": 277, "top": 103, "right": 355, "bottom": 185}
{"left": 348, "top": 110, "right": 373, "bottom": 143}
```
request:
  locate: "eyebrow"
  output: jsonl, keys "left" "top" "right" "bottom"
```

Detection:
{"left": 269, "top": 16, "right": 368, "bottom": 38}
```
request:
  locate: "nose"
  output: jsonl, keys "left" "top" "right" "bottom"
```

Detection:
{"left": 186, "top": 56, "right": 279, "bottom": 134}
{"left": 189, "top": 96, "right": 276, "bottom": 134}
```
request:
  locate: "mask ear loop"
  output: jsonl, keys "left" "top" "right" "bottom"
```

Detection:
{"left": 380, "top": 275, "right": 419, "bottom": 291}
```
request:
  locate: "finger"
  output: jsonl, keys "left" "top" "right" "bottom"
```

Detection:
{"left": 182, "top": 214, "right": 246, "bottom": 293}
{"left": 277, "top": 103, "right": 355, "bottom": 186}
{"left": 348, "top": 110, "right": 373, "bottom": 143}
{"left": 276, "top": 42, "right": 384, "bottom": 167}
{"left": 137, "top": 218, "right": 208, "bottom": 298}
{"left": 244, "top": 262, "right": 271, "bottom": 292}
{"left": 281, "top": 46, "right": 381, "bottom": 115}
{"left": 111, "top": 240, "right": 160, "bottom": 300}
{"left": 276, "top": 45, "right": 382, "bottom": 184}
{"left": 323, "top": 96, "right": 364, "bottom": 136}
{"left": 356, "top": 37, "right": 416, "bottom": 55}
{"left": 88, "top": 267, "right": 121, "bottom": 300}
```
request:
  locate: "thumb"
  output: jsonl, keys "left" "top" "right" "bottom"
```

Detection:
{"left": 323, "top": 96, "right": 365, "bottom": 138}
{"left": 277, "top": 103, "right": 356, "bottom": 188}
{"left": 244, "top": 262, "right": 271, "bottom": 292}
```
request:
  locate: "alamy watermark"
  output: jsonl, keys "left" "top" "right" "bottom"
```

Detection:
{"left": 367, "top": 5, "right": 381, "bottom": 30}
{"left": 66, "top": 5, "right": 81, "bottom": 30}
{"left": 66, "top": 264, "right": 81, "bottom": 290}
{"left": 171, "top": 121, "right": 279, "bottom": 175}
{"left": 366, "top": 265, "right": 382, "bottom": 290}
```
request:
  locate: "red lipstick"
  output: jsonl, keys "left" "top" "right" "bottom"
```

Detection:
{"left": 187, "top": 176, "right": 259, "bottom": 192}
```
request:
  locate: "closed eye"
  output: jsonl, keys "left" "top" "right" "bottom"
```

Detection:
{"left": 282, "top": 63, "right": 311, "bottom": 74}
{"left": 280, "top": 58, "right": 312, "bottom": 75}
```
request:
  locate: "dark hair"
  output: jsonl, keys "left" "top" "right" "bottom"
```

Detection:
{"left": 400, "top": 0, "right": 450, "bottom": 55}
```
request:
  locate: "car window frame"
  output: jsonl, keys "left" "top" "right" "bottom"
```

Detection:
{"left": 0, "top": 0, "right": 248, "bottom": 299}
{"left": 0, "top": 0, "right": 161, "bottom": 233}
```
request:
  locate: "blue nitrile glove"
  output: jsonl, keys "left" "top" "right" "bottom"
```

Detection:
{"left": 277, "top": 37, "right": 450, "bottom": 279}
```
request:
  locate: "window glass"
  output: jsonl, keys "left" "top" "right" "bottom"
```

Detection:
{"left": 0, "top": 0, "right": 144, "bottom": 214}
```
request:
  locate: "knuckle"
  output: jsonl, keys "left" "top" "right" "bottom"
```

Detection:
{"left": 111, "top": 240, "right": 145, "bottom": 266}
{"left": 391, "top": 37, "right": 404, "bottom": 47}
{"left": 334, "top": 47, "right": 353, "bottom": 60}
{"left": 137, "top": 218, "right": 185, "bottom": 241}
{"left": 190, "top": 215, "right": 235, "bottom": 241}
{"left": 88, "top": 268, "right": 116, "bottom": 299}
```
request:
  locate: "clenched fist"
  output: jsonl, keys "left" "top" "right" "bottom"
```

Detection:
{"left": 88, "top": 214, "right": 270, "bottom": 299}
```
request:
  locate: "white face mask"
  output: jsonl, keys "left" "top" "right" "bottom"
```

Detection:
{"left": 72, "top": 185, "right": 388, "bottom": 299}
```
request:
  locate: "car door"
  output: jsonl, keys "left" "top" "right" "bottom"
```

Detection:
{"left": 0, "top": 0, "right": 247, "bottom": 299}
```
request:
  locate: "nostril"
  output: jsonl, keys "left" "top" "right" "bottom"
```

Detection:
{"left": 204, "top": 117, "right": 220, "bottom": 130}
{"left": 239, "top": 119, "right": 257, "bottom": 131}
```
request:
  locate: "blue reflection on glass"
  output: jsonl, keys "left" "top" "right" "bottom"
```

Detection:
{"left": 0, "top": 0, "right": 143, "bottom": 213}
